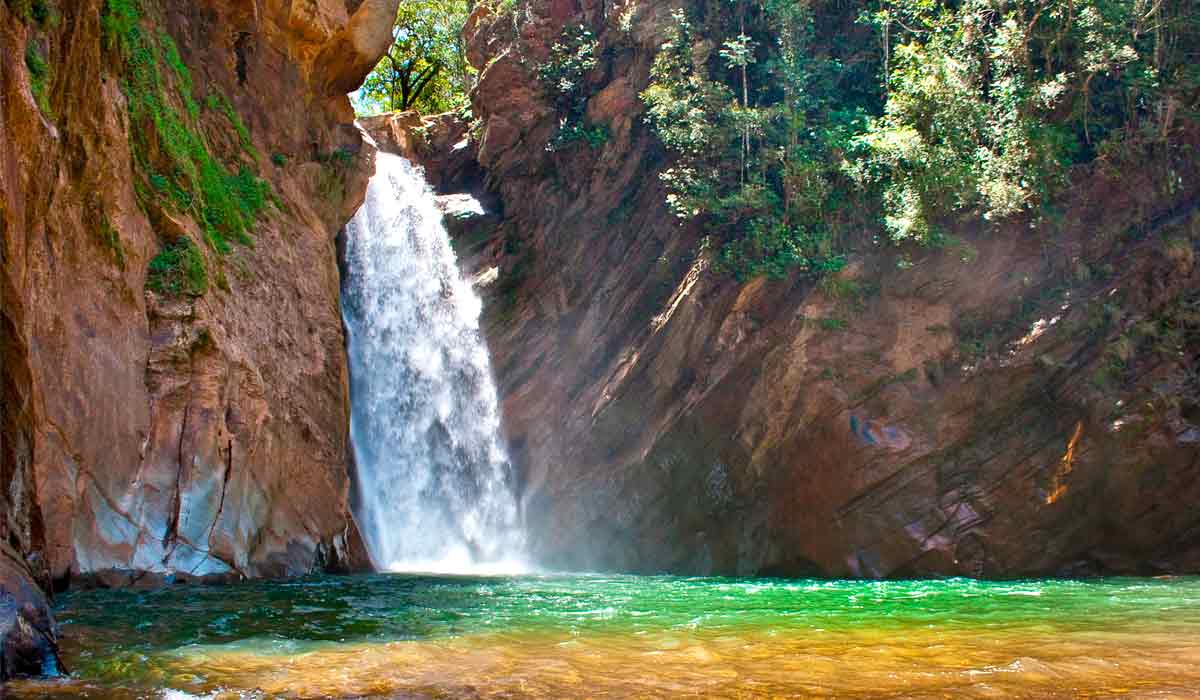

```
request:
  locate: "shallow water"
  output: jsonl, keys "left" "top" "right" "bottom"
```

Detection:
{"left": 12, "top": 574, "right": 1200, "bottom": 699}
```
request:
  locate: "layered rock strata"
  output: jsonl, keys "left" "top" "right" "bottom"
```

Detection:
{"left": 395, "top": 0, "right": 1200, "bottom": 578}
{"left": 1, "top": 0, "right": 396, "bottom": 671}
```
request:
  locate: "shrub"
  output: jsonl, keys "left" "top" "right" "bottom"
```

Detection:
{"left": 641, "top": 2, "right": 872, "bottom": 279}
{"left": 538, "top": 23, "right": 601, "bottom": 151}
{"left": 97, "top": 216, "right": 126, "bottom": 268}
{"left": 548, "top": 122, "right": 608, "bottom": 151}
{"left": 24, "top": 41, "right": 52, "bottom": 117}
{"left": 146, "top": 238, "right": 208, "bottom": 297}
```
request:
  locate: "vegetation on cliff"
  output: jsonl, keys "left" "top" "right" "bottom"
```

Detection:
{"left": 5, "top": 0, "right": 56, "bottom": 25}
{"left": 102, "top": 0, "right": 271, "bottom": 293}
{"left": 536, "top": 23, "right": 609, "bottom": 151}
{"left": 628, "top": 0, "right": 1200, "bottom": 279}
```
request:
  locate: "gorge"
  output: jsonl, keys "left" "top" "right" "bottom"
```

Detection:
{"left": 1, "top": 0, "right": 1199, "bottom": 694}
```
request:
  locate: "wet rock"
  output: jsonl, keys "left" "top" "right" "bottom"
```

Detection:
{"left": 0, "top": 548, "right": 60, "bottom": 680}
{"left": 360, "top": 112, "right": 485, "bottom": 192}
{"left": 437, "top": 194, "right": 502, "bottom": 243}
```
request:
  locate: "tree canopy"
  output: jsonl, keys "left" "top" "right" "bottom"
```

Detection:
{"left": 625, "top": 0, "right": 1200, "bottom": 279}
{"left": 355, "top": 0, "right": 473, "bottom": 116}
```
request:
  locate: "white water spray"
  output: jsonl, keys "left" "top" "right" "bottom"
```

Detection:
{"left": 341, "top": 153, "right": 526, "bottom": 574}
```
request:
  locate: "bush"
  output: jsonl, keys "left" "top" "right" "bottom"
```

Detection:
{"left": 146, "top": 238, "right": 208, "bottom": 297}
{"left": 538, "top": 23, "right": 601, "bottom": 151}
{"left": 24, "top": 41, "right": 52, "bottom": 117}
{"left": 97, "top": 216, "right": 126, "bottom": 268}
{"left": 548, "top": 122, "right": 608, "bottom": 151}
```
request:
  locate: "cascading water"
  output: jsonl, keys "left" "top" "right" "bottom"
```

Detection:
{"left": 340, "top": 152, "right": 525, "bottom": 574}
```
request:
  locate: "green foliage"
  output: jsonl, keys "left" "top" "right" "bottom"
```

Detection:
{"left": 640, "top": 0, "right": 1200, "bottom": 280}
{"left": 549, "top": 122, "right": 608, "bottom": 151}
{"left": 855, "top": 0, "right": 1200, "bottom": 242}
{"left": 357, "top": 0, "right": 473, "bottom": 115}
{"left": 317, "top": 147, "right": 355, "bottom": 169}
{"left": 100, "top": 0, "right": 139, "bottom": 49}
{"left": 24, "top": 40, "right": 52, "bottom": 117}
{"left": 97, "top": 216, "right": 126, "bottom": 268}
{"left": 538, "top": 23, "right": 603, "bottom": 152}
{"left": 146, "top": 237, "right": 207, "bottom": 297}
{"left": 271, "top": 152, "right": 288, "bottom": 167}
{"left": 641, "top": 3, "right": 871, "bottom": 279}
{"left": 315, "top": 148, "right": 355, "bottom": 202}
{"left": 205, "top": 91, "right": 257, "bottom": 158}
{"left": 6, "top": 0, "right": 31, "bottom": 20}
{"left": 102, "top": 0, "right": 270, "bottom": 257}
{"left": 537, "top": 23, "right": 599, "bottom": 113}
{"left": 159, "top": 32, "right": 197, "bottom": 118}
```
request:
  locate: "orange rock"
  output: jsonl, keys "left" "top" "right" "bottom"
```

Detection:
{"left": 2, "top": 0, "right": 392, "bottom": 616}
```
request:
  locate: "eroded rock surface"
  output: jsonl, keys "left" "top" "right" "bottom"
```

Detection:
{"left": 402, "top": 0, "right": 1200, "bottom": 578}
{"left": 1, "top": 0, "right": 391, "bottom": 603}
{"left": 0, "top": 545, "right": 59, "bottom": 679}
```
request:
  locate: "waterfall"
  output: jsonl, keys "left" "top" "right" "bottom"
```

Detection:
{"left": 340, "top": 152, "right": 526, "bottom": 574}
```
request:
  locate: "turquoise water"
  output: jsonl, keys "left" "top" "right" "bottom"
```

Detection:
{"left": 12, "top": 574, "right": 1200, "bottom": 698}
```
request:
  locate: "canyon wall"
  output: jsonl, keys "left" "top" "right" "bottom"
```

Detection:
{"left": 0, "top": 0, "right": 394, "bottom": 625}
{"left": 404, "top": 0, "right": 1200, "bottom": 578}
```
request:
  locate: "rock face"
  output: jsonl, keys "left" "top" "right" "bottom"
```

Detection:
{"left": 0, "top": 545, "right": 59, "bottom": 679}
{"left": 426, "top": 0, "right": 1200, "bottom": 577}
{"left": 0, "top": 0, "right": 396, "bottom": 612}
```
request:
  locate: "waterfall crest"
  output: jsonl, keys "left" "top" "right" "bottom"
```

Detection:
{"left": 341, "top": 153, "right": 526, "bottom": 574}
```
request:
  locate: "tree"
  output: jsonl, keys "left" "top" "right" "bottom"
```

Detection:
{"left": 720, "top": 33, "right": 757, "bottom": 184}
{"left": 356, "top": 0, "right": 473, "bottom": 115}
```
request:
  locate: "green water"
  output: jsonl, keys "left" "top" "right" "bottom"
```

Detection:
{"left": 13, "top": 574, "right": 1200, "bottom": 698}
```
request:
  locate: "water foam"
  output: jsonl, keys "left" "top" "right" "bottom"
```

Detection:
{"left": 341, "top": 153, "right": 526, "bottom": 574}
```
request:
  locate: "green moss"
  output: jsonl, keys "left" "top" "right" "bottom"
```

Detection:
{"left": 102, "top": 0, "right": 270, "bottom": 258}
{"left": 97, "top": 216, "right": 126, "bottom": 268}
{"left": 315, "top": 148, "right": 355, "bottom": 203}
{"left": 100, "top": 0, "right": 139, "bottom": 49}
{"left": 271, "top": 152, "right": 288, "bottom": 167}
{"left": 146, "top": 237, "right": 207, "bottom": 297}
{"left": 159, "top": 32, "right": 198, "bottom": 118}
{"left": 317, "top": 147, "right": 354, "bottom": 169}
{"left": 24, "top": 41, "right": 52, "bottom": 117}
{"left": 205, "top": 91, "right": 258, "bottom": 159}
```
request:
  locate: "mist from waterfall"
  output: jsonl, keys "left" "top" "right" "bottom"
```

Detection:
{"left": 340, "top": 152, "right": 526, "bottom": 574}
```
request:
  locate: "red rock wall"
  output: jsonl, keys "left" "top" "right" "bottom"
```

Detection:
{"left": 1, "top": 0, "right": 397, "bottom": 588}
{"left": 456, "top": 0, "right": 1200, "bottom": 577}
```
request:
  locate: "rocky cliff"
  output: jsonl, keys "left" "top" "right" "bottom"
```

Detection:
{"left": 0, "top": 0, "right": 394, "bottom": 668}
{"left": 391, "top": 0, "right": 1200, "bottom": 578}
